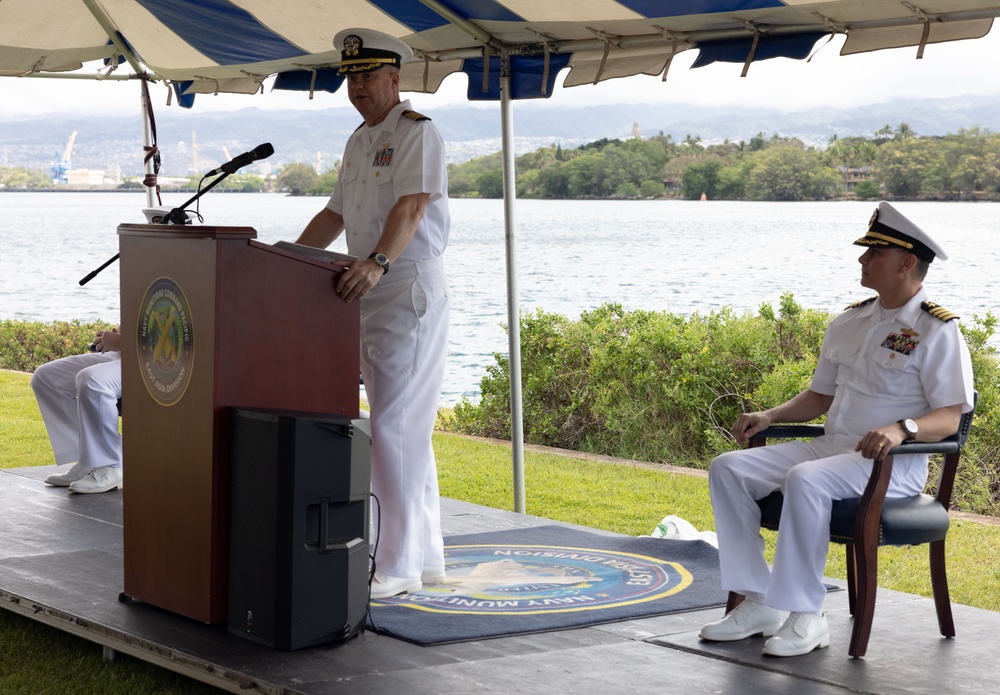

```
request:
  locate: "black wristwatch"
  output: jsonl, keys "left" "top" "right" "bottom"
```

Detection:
{"left": 898, "top": 418, "right": 918, "bottom": 441}
{"left": 368, "top": 252, "right": 389, "bottom": 274}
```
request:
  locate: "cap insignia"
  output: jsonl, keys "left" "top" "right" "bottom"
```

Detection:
{"left": 343, "top": 35, "right": 362, "bottom": 57}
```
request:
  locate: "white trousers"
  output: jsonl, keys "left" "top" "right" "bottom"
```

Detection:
{"left": 30, "top": 351, "right": 122, "bottom": 470}
{"left": 708, "top": 434, "right": 928, "bottom": 613}
{"left": 360, "top": 259, "right": 449, "bottom": 579}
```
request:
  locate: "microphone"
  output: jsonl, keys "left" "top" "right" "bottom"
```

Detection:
{"left": 204, "top": 142, "right": 274, "bottom": 177}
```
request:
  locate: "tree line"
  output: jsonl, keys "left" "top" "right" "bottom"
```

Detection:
{"left": 6, "top": 123, "right": 999, "bottom": 201}
{"left": 447, "top": 124, "right": 1000, "bottom": 202}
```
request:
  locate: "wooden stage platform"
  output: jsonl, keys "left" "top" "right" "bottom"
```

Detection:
{"left": 1, "top": 463, "right": 997, "bottom": 694}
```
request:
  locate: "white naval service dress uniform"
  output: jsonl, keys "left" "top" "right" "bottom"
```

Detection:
{"left": 30, "top": 351, "right": 123, "bottom": 471}
{"left": 326, "top": 99, "right": 450, "bottom": 580}
{"left": 709, "top": 287, "right": 974, "bottom": 614}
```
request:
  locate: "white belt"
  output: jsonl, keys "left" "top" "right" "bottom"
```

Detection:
{"left": 379, "top": 257, "right": 444, "bottom": 284}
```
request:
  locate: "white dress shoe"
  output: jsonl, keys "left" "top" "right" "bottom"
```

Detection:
{"left": 67, "top": 466, "right": 123, "bottom": 494}
{"left": 699, "top": 599, "right": 784, "bottom": 641}
{"left": 45, "top": 462, "right": 89, "bottom": 487}
{"left": 763, "top": 612, "right": 830, "bottom": 657}
{"left": 370, "top": 572, "right": 421, "bottom": 599}
{"left": 421, "top": 564, "right": 446, "bottom": 583}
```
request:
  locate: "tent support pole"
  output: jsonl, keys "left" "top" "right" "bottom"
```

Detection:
{"left": 140, "top": 84, "right": 155, "bottom": 209}
{"left": 499, "top": 51, "right": 526, "bottom": 514}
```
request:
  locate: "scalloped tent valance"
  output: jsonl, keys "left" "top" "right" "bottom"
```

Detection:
{"left": 1, "top": 0, "right": 994, "bottom": 105}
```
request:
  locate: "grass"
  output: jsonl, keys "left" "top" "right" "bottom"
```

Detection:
{"left": 2, "top": 369, "right": 1000, "bottom": 692}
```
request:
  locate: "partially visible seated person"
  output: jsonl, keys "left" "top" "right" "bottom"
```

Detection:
{"left": 699, "top": 202, "right": 975, "bottom": 657}
{"left": 31, "top": 325, "right": 123, "bottom": 494}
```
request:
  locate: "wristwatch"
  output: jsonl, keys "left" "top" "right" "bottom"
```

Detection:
{"left": 368, "top": 252, "right": 389, "bottom": 274}
{"left": 898, "top": 418, "right": 918, "bottom": 441}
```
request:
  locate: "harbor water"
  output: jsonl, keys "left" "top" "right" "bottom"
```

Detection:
{"left": 2, "top": 192, "right": 997, "bottom": 404}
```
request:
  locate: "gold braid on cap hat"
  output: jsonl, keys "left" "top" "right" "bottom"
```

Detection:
{"left": 862, "top": 230, "right": 914, "bottom": 250}
{"left": 339, "top": 57, "right": 399, "bottom": 73}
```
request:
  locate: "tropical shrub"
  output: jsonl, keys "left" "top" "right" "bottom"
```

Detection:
{"left": 448, "top": 293, "right": 828, "bottom": 465}
{"left": 0, "top": 320, "right": 115, "bottom": 373}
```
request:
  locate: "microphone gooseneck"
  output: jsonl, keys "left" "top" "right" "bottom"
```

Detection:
{"left": 204, "top": 143, "right": 274, "bottom": 177}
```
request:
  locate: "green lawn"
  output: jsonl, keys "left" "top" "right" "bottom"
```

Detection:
{"left": 2, "top": 369, "right": 999, "bottom": 692}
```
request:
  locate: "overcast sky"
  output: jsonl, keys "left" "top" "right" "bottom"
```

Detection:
{"left": 2, "top": 26, "right": 998, "bottom": 117}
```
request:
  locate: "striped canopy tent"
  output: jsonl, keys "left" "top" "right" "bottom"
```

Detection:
{"left": 2, "top": 1, "right": 997, "bottom": 98}
{"left": 3, "top": 0, "right": 996, "bottom": 510}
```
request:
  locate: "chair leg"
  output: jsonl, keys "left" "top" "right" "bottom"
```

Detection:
{"left": 845, "top": 544, "right": 857, "bottom": 616}
{"left": 849, "top": 536, "right": 878, "bottom": 658}
{"left": 929, "top": 540, "right": 955, "bottom": 638}
{"left": 726, "top": 591, "right": 744, "bottom": 614}
{"left": 847, "top": 455, "right": 893, "bottom": 658}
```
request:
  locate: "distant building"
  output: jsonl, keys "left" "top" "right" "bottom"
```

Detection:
{"left": 153, "top": 176, "right": 195, "bottom": 189}
{"left": 65, "top": 169, "right": 107, "bottom": 186}
{"left": 837, "top": 165, "right": 872, "bottom": 192}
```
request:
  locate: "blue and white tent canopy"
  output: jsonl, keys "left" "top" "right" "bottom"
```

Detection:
{"left": 1, "top": 0, "right": 996, "bottom": 103}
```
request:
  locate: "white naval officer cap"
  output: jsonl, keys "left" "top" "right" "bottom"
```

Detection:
{"left": 334, "top": 28, "right": 414, "bottom": 74}
{"left": 853, "top": 201, "right": 947, "bottom": 262}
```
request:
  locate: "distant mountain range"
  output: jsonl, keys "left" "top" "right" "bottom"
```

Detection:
{"left": 3, "top": 93, "right": 999, "bottom": 178}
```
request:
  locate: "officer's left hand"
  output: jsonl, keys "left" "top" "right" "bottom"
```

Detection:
{"left": 856, "top": 425, "right": 906, "bottom": 460}
{"left": 93, "top": 327, "right": 122, "bottom": 353}
{"left": 335, "top": 259, "right": 383, "bottom": 302}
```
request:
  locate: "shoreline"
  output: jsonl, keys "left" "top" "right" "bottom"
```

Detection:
{"left": 0, "top": 187, "right": 270, "bottom": 194}
{"left": 3, "top": 188, "right": 996, "bottom": 202}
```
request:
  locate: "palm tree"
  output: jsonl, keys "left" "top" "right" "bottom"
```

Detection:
{"left": 894, "top": 123, "right": 916, "bottom": 140}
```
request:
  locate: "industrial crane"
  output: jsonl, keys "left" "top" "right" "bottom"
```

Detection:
{"left": 50, "top": 131, "right": 77, "bottom": 184}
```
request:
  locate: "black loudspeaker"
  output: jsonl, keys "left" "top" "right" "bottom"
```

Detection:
{"left": 228, "top": 408, "right": 371, "bottom": 650}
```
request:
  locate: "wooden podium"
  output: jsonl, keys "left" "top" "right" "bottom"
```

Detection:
{"left": 117, "top": 224, "right": 360, "bottom": 624}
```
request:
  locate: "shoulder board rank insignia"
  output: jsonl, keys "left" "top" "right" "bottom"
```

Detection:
{"left": 845, "top": 296, "right": 877, "bottom": 311}
{"left": 921, "top": 301, "right": 959, "bottom": 322}
{"left": 402, "top": 110, "right": 430, "bottom": 121}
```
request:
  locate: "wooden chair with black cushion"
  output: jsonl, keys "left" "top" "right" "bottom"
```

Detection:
{"left": 724, "top": 393, "right": 977, "bottom": 658}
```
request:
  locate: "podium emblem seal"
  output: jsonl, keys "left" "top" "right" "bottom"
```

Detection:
{"left": 138, "top": 277, "right": 195, "bottom": 406}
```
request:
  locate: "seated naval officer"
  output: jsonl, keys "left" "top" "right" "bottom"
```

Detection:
{"left": 698, "top": 202, "right": 975, "bottom": 657}
{"left": 32, "top": 325, "right": 124, "bottom": 494}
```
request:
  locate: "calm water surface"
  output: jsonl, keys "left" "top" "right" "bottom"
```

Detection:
{"left": 2, "top": 193, "right": 997, "bottom": 403}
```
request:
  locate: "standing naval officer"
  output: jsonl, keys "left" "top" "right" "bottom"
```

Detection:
{"left": 699, "top": 202, "right": 975, "bottom": 656}
{"left": 295, "top": 28, "right": 450, "bottom": 599}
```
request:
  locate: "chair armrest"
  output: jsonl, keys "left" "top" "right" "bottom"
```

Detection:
{"left": 751, "top": 426, "right": 962, "bottom": 456}
{"left": 748, "top": 425, "right": 824, "bottom": 448}
{"left": 886, "top": 438, "right": 961, "bottom": 457}
{"left": 754, "top": 425, "right": 825, "bottom": 441}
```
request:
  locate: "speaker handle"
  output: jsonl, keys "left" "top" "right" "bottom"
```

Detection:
{"left": 314, "top": 421, "right": 353, "bottom": 437}
{"left": 319, "top": 499, "right": 329, "bottom": 552}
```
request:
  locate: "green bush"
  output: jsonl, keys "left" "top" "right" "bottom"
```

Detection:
{"left": 934, "top": 312, "right": 1000, "bottom": 516}
{"left": 0, "top": 320, "right": 115, "bottom": 373}
{"left": 447, "top": 293, "right": 827, "bottom": 466}
{"left": 853, "top": 178, "right": 881, "bottom": 199}
{"left": 443, "top": 297, "right": 1000, "bottom": 516}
